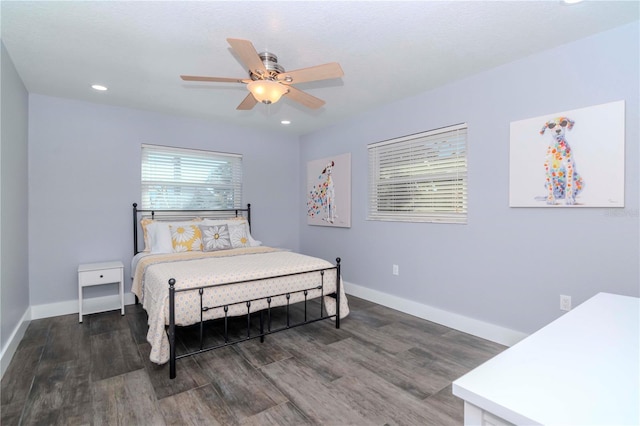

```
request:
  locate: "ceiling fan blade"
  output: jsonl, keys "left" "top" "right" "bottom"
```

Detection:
{"left": 277, "top": 62, "right": 344, "bottom": 85}
{"left": 236, "top": 93, "right": 258, "bottom": 110}
{"left": 284, "top": 86, "right": 325, "bottom": 109}
{"left": 226, "top": 38, "right": 267, "bottom": 76}
{"left": 181, "top": 75, "right": 249, "bottom": 83}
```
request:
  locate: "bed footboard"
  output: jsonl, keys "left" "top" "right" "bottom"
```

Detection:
{"left": 168, "top": 258, "right": 342, "bottom": 379}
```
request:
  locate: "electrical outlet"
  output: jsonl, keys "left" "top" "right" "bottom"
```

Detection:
{"left": 392, "top": 264, "right": 399, "bottom": 276}
{"left": 560, "top": 295, "right": 572, "bottom": 311}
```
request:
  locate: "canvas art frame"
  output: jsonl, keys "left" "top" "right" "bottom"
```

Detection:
{"left": 307, "top": 153, "right": 351, "bottom": 227}
{"left": 509, "top": 100, "right": 625, "bottom": 207}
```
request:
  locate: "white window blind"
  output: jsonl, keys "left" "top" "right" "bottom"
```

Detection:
{"left": 368, "top": 123, "right": 467, "bottom": 224}
{"left": 141, "top": 144, "right": 242, "bottom": 210}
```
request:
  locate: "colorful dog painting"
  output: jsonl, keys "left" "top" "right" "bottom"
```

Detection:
{"left": 510, "top": 100, "right": 624, "bottom": 208}
{"left": 308, "top": 161, "right": 337, "bottom": 223}
{"left": 307, "top": 153, "right": 351, "bottom": 227}
{"left": 539, "top": 116, "right": 585, "bottom": 205}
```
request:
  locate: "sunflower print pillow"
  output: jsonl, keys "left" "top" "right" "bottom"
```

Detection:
{"left": 199, "top": 224, "right": 232, "bottom": 252}
{"left": 169, "top": 224, "right": 203, "bottom": 252}
{"left": 228, "top": 223, "right": 250, "bottom": 248}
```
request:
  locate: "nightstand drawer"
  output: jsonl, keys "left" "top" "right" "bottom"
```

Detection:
{"left": 79, "top": 268, "right": 122, "bottom": 287}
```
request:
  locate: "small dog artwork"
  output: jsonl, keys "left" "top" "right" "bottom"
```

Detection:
{"left": 510, "top": 100, "right": 624, "bottom": 208}
{"left": 539, "top": 116, "right": 585, "bottom": 205}
{"left": 307, "top": 152, "right": 351, "bottom": 227}
{"left": 308, "top": 160, "right": 337, "bottom": 223}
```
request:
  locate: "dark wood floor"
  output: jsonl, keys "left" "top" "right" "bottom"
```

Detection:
{"left": 1, "top": 296, "right": 505, "bottom": 425}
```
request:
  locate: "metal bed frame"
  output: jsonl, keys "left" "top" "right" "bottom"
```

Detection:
{"left": 132, "top": 203, "right": 341, "bottom": 379}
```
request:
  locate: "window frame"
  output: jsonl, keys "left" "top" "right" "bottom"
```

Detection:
{"left": 141, "top": 144, "right": 243, "bottom": 211}
{"left": 367, "top": 123, "right": 468, "bottom": 224}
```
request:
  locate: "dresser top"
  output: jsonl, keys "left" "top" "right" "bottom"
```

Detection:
{"left": 453, "top": 292, "right": 639, "bottom": 425}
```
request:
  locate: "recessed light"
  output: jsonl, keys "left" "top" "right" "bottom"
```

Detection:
{"left": 91, "top": 84, "right": 108, "bottom": 91}
{"left": 281, "top": 120, "right": 291, "bottom": 125}
{"left": 562, "top": 0, "right": 584, "bottom": 4}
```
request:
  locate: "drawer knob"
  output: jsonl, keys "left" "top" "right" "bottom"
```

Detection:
{"left": 100, "top": 274, "right": 103, "bottom": 278}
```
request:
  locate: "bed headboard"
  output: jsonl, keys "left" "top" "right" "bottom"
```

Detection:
{"left": 132, "top": 203, "right": 251, "bottom": 255}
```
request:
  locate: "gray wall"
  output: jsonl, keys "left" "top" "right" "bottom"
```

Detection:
{"left": 1, "top": 42, "right": 30, "bottom": 348}
{"left": 299, "top": 22, "right": 640, "bottom": 335}
{"left": 28, "top": 96, "right": 300, "bottom": 306}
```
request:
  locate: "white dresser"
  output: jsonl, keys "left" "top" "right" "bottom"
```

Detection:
{"left": 453, "top": 292, "right": 639, "bottom": 425}
{"left": 78, "top": 260, "right": 125, "bottom": 323}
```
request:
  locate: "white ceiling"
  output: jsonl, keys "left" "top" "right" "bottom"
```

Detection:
{"left": 2, "top": 1, "right": 638, "bottom": 136}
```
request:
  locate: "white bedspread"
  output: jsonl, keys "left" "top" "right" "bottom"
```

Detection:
{"left": 132, "top": 247, "right": 349, "bottom": 364}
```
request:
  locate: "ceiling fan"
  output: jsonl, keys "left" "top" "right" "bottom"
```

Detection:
{"left": 180, "top": 38, "right": 344, "bottom": 110}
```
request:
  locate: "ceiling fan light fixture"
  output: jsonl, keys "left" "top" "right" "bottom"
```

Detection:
{"left": 247, "top": 80, "right": 289, "bottom": 104}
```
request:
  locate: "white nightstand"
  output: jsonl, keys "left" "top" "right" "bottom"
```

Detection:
{"left": 78, "top": 260, "right": 124, "bottom": 323}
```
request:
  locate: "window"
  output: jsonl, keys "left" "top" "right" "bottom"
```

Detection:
{"left": 141, "top": 144, "right": 242, "bottom": 210}
{"left": 368, "top": 123, "right": 467, "bottom": 224}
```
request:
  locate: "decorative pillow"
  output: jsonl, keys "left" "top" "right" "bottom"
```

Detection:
{"left": 199, "top": 224, "right": 231, "bottom": 252}
{"left": 227, "top": 217, "right": 262, "bottom": 247}
{"left": 201, "top": 218, "right": 262, "bottom": 247}
{"left": 140, "top": 218, "right": 155, "bottom": 252}
{"left": 228, "top": 222, "right": 250, "bottom": 248}
{"left": 145, "top": 219, "right": 202, "bottom": 254}
{"left": 169, "top": 224, "right": 203, "bottom": 252}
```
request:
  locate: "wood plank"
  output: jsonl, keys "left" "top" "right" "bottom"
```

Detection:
{"left": 291, "top": 317, "right": 350, "bottom": 346}
{"left": 194, "top": 346, "right": 288, "bottom": 420}
{"left": 341, "top": 303, "right": 397, "bottom": 328}
{"left": 158, "top": 383, "right": 237, "bottom": 425}
{"left": 368, "top": 304, "right": 454, "bottom": 335}
{"left": 0, "top": 345, "right": 43, "bottom": 406}
{"left": 421, "top": 384, "right": 466, "bottom": 425}
{"left": 40, "top": 314, "right": 92, "bottom": 369}
{"left": 0, "top": 344, "right": 44, "bottom": 425}
{"left": 379, "top": 322, "right": 505, "bottom": 369}
{"left": 231, "top": 337, "right": 293, "bottom": 369}
{"left": 271, "top": 328, "right": 350, "bottom": 382}
{"left": 240, "top": 401, "right": 313, "bottom": 426}
{"left": 138, "top": 342, "right": 210, "bottom": 400}
{"left": 396, "top": 346, "right": 472, "bottom": 384}
{"left": 336, "top": 318, "right": 413, "bottom": 354}
{"left": 343, "top": 295, "right": 378, "bottom": 311}
{"left": 20, "top": 360, "right": 93, "bottom": 425}
{"left": 329, "top": 374, "right": 440, "bottom": 425}
{"left": 92, "top": 368, "right": 165, "bottom": 425}
{"left": 88, "top": 310, "right": 130, "bottom": 336}
{"left": 259, "top": 357, "right": 367, "bottom": 425}
{"left": 15, "top": 318, "right": 50, "bottom": 352}
{"left": 0, "top": 400, "right": 25, "bottom": 426}
{"left": 329, "top": 337, "right": 448, "bottom": 399}
{"left": 90, "top": 328, "right": 143, "bottom": 381}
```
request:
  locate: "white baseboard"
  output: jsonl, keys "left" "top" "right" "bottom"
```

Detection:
{"left": 1, "top": 307, "right": 31, "bottom": 379}
{"left": 344, "top": 281, "right": 527, "bottom": 347}
{"left": 30, "top": 293, "right": 137, "bottom": 320}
